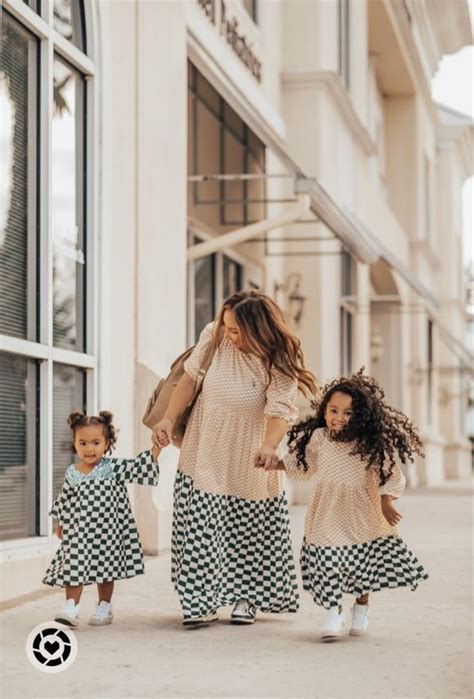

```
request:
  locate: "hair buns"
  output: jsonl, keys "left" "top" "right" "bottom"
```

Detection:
{"left": 67, "top": 411, "right": 85, "bottom": 428}
{"left": 99, "top": 411, "right": 114, "bottom": 424}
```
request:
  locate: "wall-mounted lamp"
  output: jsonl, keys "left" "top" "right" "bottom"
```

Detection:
{"left": 274, "top": 272, "right": 306, "bottom": 327}
{"left": 370, "top": 333, "right": 385, "bottom": 363}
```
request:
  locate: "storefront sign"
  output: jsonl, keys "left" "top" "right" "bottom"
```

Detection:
{"left": 197, "top": 0, "right": 262, "bottom": 82}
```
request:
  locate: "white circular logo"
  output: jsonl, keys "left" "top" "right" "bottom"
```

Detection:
{"left": 26, "top": 622, "right": 78, "bottom": 673}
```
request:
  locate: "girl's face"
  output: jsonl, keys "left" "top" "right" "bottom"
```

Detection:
{"left": 324, "top": 391, "right": 353, "bottom": 433}
{"left": 74, "top": 424, "right": 108, "bottom": 466}
{"left": 223, "top": 309, "right": 243, "bottom": 349}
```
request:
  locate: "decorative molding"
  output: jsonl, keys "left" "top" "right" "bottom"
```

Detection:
{"left": 281, "top": 69, "right": 377, "bottom": 157}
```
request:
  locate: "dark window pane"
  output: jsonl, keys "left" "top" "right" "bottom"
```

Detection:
{"left": 53, "top": 0, "right": 86, "bottom": 53}
{"left": 52, "top": 364, "right": 86, "bottom": 500}
{"left": 196, "top": 71, "right": 220, "bottom": 117}
{"left": 0, "top": 12, "right": 38, "bottom": 341}
{"left": 194, "top": 250, "right": 215, "bottom": 341}
{"left": 52, "top": 56, "right": 86, "bottom": 352}
{"left": 22, "top": 0, "right": 41, "bottom": 12}
{"left": 0, "top": 353, "right": 38, "bottom": 541}
{"left": 223, "top": 130, "right": 245, "bottom": 224}
{"left": 194, "top": 101, "right": 220, "bottom": 202}
{"left": 223, "top": 256, "right": 242, "bottom": 300}
{"left": 224, "top": 104, "right": 244, "bottom": 142}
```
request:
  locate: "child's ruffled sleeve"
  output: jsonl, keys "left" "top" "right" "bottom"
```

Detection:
{"left": 110, "top": 450, "right": 159, "bottom": 485}
{"left": 49, "top": 474, "right": 74, "bottom": 527}
{"left": 183, "top": 322, "right": 215, "bottom": 381}
{"left": 264, "top": 369, "right": 299, "bottom": 423}
{"left": 379, "top": 462, "right": 406, "bottom": 498}
{"left": 284, "top": 429, "right": 323, "bottom": 480}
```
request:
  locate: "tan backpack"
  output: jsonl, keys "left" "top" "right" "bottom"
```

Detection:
{"left": 142, "top": 341, "right": 216, "bottom": 447}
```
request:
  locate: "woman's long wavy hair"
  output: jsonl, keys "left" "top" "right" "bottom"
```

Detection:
{"left": 287, "top": 368, "right": 424, "bottom": 484}
{"left": 212, "top": 290, "right": 319, "bottom": 398}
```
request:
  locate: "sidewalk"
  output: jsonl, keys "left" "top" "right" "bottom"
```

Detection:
{"left": 1, "top": 483, "right": 472, "bottom": 699}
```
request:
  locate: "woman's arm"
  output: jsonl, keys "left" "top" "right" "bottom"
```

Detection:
{"left": 152, "top": 372, "right": 196, "bottom": 447}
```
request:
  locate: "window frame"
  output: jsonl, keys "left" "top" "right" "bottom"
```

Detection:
{"left": 0, "top": 0, "right": 97, "bottom": 551}
{"left": 337, "top": 0, "right": 350, "bottom": 90}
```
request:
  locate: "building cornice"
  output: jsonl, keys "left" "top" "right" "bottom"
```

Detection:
{"left": 281, "top": 69, "right": 377, "bottom": 157}
{"left": 436, "top": 119, "right": 474, "bottom": 180}
{"left": 384, "top": 0, "right": 438, "bottom": 120}
{"left": 427, "top": 0, "right": 473, "bottom": 56}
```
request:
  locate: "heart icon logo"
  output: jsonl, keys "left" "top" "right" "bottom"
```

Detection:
{"left": 26, "top": 623, "right": 78, "bottom": 673}
{"left": 44, "top": 641, "right": 60, "bottom": 655}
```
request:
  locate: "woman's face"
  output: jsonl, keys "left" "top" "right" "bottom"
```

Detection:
{"left": 223, "top": 309, "right": 243, "bottom": 349}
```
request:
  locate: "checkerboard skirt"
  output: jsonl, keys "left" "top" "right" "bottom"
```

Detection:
{"left": 172, "top": 471, "right": 299, "bottom": 620}
{"left": 301, "top": 535, "right": 429, "bottom": 609}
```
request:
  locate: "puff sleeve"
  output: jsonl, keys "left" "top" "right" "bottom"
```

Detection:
{"left": 264, "top": 369, "right": 299, "bottom": 423}
{"left": 379, "top": 462, "right": 406, "bottom": 498}
{"left": 183, "top": 322, "right": 215, "bottom": 381}
{"left": 110, "top": 450, "right": 159, "bottom": 485}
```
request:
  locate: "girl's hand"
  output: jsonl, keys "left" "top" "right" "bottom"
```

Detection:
{"left": 55, "top": 525, "right": 63, "bottom": 540}
{"left": 152, "top": 417, "right": 175, "bottom": 448}
{"left": 254, "top": 444, "right": 280, "bottom": 471}
{"left": 381, "top": 495, "right": 403, "bottom": 526}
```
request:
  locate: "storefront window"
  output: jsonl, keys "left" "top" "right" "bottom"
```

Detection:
{"left": 188, "top": 62, "right": 266, "bottom": 230}
{"left": 52, "top": 364, "right": 86, "bottom": 500}
{"left": 0, "top": 2, "right": 93, "bottom": 544}
{"left": 52, "top": 57, "right": 86, "bottom": 352}
{"left": 0, "top": 13, "right": 38, "bottom": 342}
{"left": 53, "top": 0, "right": 86, "bottom": 53}
{"left": 0, "top": 353, "right": 38, "bottom": 541}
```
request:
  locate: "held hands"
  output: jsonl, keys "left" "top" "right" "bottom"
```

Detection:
{"left": 254, "top": 444, "right": 280, "bottom": 471}
{"left": 381, "top": 495, "right": 403, "bottom": 526}
{"left": 152, "top": 417, "right": 175, "bottom": 450}
{"left": 151, "top": 443, "right": 162, "bottom": 462}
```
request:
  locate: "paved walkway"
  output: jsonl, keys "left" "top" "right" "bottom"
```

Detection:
{"left": 1, "top": 482, "right": 472, "bottom": 699}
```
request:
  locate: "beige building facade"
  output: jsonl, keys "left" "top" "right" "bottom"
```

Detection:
{"left": 0, "top": 0, "right": 472, "bottom": 602}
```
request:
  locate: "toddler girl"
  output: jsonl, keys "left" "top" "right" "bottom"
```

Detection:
{"left": 43, "top": 411, "right": 160, "bottom": 627}
{"left": 265, "top": 369, "right": 428, "bottom": 642}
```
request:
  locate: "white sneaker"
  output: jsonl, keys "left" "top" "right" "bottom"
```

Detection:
{"left": 321, "top": 607, "right": 347, "bottom": 642}
{"left": 88, "top": 601, "right": 113, "bottom": 626}
{"left": 230, "top": 599, "right": 257, "bottom": 625}
{"left": 55, "top": 599, "right": 80, "bottom": 628}
{"left": 182, "top": 611, "right": 219, "bottom": 627}
{"left": 350, "top": 603, "right": 369, "bottom": 636}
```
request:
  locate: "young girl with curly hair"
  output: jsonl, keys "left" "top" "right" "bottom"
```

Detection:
{"left": 43, "top": 411, "right": 160, "bottom": 628}
{"left": 260, "top": 369, "right": 428, "bottom": 642}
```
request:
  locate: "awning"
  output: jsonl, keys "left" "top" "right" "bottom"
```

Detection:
{"left": 342, "top": 210, "right": 440, "bottom": 308}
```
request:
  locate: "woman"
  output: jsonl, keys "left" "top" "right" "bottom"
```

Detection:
{"left": 154, "top": 290, "right": 319, "bottom": 626}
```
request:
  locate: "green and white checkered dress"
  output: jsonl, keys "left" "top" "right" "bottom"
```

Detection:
{"left": 43, "top": 451, "right": 159, "bottom": 588}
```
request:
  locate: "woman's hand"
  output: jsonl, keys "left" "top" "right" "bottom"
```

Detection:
{"left": 254, "top": 444, "right": 280, "bottom": 471}
{"left": 151, "top": 443, "right": 162, "bottom": 462}
{"left": 381, "top": 495, "right": 403, "bottom": 526}
{"left": 55, "top": 525, "right": 63, "bottom": 540}
{"left": 152, "top": 417, "right": 175, "bottom": 449}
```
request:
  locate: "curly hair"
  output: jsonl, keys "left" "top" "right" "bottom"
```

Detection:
{"left": 67, "top": 411, "right": 118, "bottom": 455}
{"left": 287, "top": 368, "right": 424, "bottom": 485}
{"left": 212, "top": 289, "right": 320, "bottom": 398}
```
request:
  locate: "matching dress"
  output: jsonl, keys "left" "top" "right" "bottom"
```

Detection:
{"left": 43, "top": 451, "right": 159, "bottom": 587}
{"left": 284, "top": 427, "right": 428, "bottom": 609}
{"left": 172, "top": 322, "right": 300, "bottom": 620}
